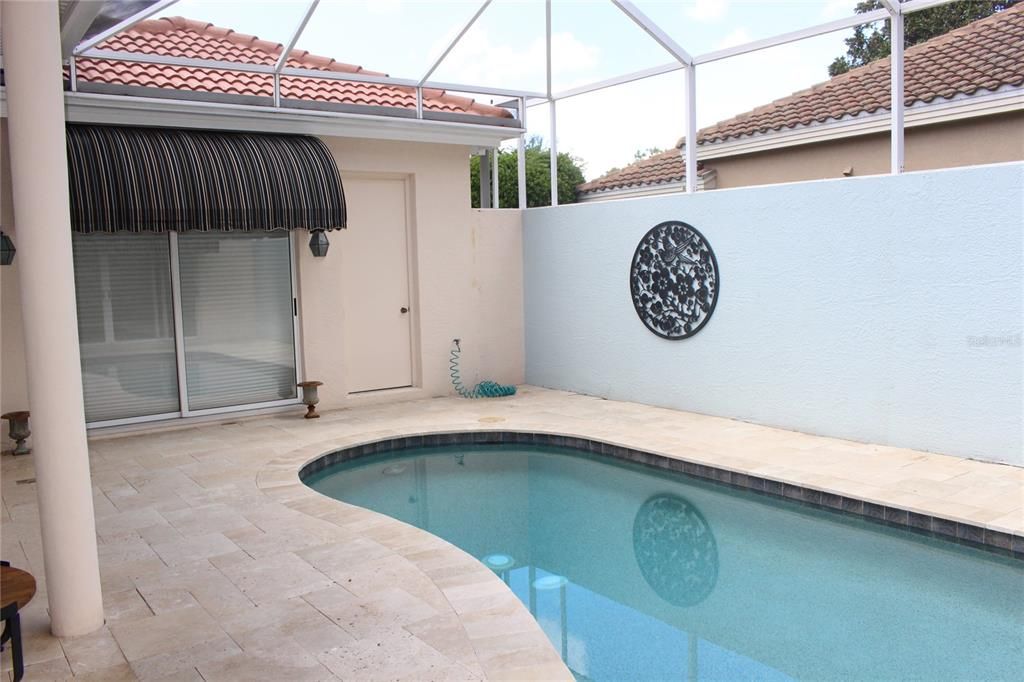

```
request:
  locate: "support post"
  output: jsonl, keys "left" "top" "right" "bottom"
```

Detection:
{"left": 518, "top": 98, "right": 528, "bottom": 209}
{"left": 2, "top": 0, "right": 104, "bottom": 637}
{"left": 479, "top": 150, "right": 492, "bottom": 209}
{"left": 492, "top": 148, "right": 500, "bottom": 208}
{"left": 889, "top": 5, "right": 905, "bottom": 174}
{"left": 549, "top": 101, "right": 559, "bottom": 206}
{"left": 684, "top": 64, "right": 697, "bottom": 193}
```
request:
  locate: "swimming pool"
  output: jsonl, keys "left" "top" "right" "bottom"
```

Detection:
{"left": 303, "top": 442, "right": 1024, "bottom": 681}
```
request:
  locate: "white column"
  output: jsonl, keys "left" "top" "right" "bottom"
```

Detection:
{"left": 2, "top": 0, "right": 105, "bottom": 637}
{"left": 684, "top": 65, "right": 697, "bottom": 193}
{"left": 549, "top": 101, "right": 559, "bottom": 207}
{"left": 517, "top": 98, "right": 528, "bottom": 209}
{"left": 890, "top": 8, "right": 905, "bottom": 174}
{"left": 492, "top": 148, "right": 500, "bottom": 208}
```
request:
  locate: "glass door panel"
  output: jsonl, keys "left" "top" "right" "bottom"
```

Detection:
{"left": 72, "top": 233, "right": 180, "bottom": 423}
{"left": 177, "top": 231, "right": 297, "bottom": 411}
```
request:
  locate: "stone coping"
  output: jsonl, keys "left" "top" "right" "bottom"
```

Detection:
{"left": 295, "top": 429, "right": 1023, "bottom": 559}
{"left": 5, "top": 387, "right": 1019, "bottom": 678}
{"left": 257, "top": 426, "right": 574, "bottom": 681}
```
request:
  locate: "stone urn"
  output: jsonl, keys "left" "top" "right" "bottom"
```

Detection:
{"left": 297, "top": 381, "right": 323, "bottom": 419}
{"left": 2, "top": 411, "right": 31, "bottom": 456}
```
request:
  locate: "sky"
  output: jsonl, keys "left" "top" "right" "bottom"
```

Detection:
{"left": 159, "top": 1, "right": 875, "bottom": 179}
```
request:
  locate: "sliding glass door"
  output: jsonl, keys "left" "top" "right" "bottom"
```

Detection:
{"left": 72, "top": 231, "right": 298, "bottom": 425}
{"left": 177, "top": 232, "right": 297, "bottom": 411}
{"left": 73, "top": 233, "right": 180, "bottom": 423}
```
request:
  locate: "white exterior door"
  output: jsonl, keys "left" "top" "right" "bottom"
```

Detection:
{"left": 341, "top": 175, "right": 414, "bottom": 393}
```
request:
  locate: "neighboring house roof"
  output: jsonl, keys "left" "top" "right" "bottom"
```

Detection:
{"left": 576, "top": 149, "right": 714, "bottom": 195}
{"left": 579, "top": 5, "right": 1024, "bottom": 196}
{"left": 74, "top": 16, "right": 512, "bottom": 119}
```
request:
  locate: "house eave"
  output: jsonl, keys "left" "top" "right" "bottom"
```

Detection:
{"left": 0, "top": 88, "right": 524, "bottom": 147}
{"left": 694, "top": 85, "right": 1024, "bottom": 161}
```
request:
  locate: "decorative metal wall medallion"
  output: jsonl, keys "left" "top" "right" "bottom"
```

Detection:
{"left": 633, "top": 494, "right": 718, "bottom": 607}
{"left": 630, "top": 221, "right": 719, "bottom": 339}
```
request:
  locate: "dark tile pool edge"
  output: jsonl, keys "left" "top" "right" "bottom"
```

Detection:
{"left": 298, "top": 430, "right": 1023, "bottom": 560}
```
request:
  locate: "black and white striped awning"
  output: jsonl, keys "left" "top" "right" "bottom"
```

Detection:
{"left": 66, "top": 125, "right": 346, "bottom": 233}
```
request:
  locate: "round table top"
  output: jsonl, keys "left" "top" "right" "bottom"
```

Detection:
{"left": 1, "top": 565, "right": 36, "bottom": 611}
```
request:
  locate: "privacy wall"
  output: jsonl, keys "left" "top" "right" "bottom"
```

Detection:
{"left": 524, "top": 163, "right": 1023, "bottom": 465}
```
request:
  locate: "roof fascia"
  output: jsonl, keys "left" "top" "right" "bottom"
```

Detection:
{"left": 0, "top": 89, "right": 522, "bottom": 147}
{"left": 697, "top": 86, "right": 1024, "bottom": 161}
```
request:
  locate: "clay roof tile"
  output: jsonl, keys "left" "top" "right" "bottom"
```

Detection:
{"left": 79, "top": 15, "right": 512, "bottom": 119}
{"left": 583, "top": 5, "right": 1023, "bottom": 194}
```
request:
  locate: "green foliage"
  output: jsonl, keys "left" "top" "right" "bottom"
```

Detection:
{"left": 601, "top": 146, "right": 667, "bottom": 177}
{"left": 633, "top": 146, "right": 665, "bottom": 161}
{"left": 828, "top": 0, "right": 1018, "bottom": 76}
{"left": 470, "top": 136, "right": 586, "bottom": 208}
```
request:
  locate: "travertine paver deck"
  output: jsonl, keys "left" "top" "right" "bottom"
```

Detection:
{"left": 2, "top": 386, "right": 1021, "bottom": 680}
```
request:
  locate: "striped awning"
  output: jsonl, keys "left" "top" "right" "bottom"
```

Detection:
{"left": 66, "top": 125, "right": 346, "bottom": 233}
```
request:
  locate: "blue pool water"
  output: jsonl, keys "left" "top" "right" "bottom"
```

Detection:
{"left": 304, "top": 444, "right": 1024, "bottom": 681}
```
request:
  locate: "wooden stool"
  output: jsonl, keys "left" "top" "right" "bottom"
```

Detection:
{"left": 1, "top": 561, "right": 36, "bottom": 682}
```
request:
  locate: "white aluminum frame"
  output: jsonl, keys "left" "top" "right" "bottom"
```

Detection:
{"left": 546, "top": 1, "right": 557, "bottom": 206}
{"left": 883, "top": 0, "right": 906, "bottom": 173}
{"left": 65, "top": 0, "right": 964, "bottom": 201}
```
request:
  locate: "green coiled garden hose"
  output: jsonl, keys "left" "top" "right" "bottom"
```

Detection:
{"left": 449, "top": 339, "right": 517, "bottom": 399}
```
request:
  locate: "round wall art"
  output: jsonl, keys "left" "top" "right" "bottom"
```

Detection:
{"left": 629, "top": 221, "right": 719, "bottom": 339}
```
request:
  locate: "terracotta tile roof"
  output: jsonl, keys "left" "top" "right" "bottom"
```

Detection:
{"left": 74, "top": 16, "right": 512, "bottom": 119}
{"left": 580, "top": 5, "right": 1024, "bottom": 194}
{"left": 578, "top": 149, "right": 697, "bottom": 194}
{"left": 697, "top": 4, "right": 1024, "bottom": 145}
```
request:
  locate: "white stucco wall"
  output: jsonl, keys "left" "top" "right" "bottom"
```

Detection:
{"left": 0, "top": 129, "right": 525, "bottom": 437}
{"left": 523, "top": 163, "right": 1023, "bottom": 465}
{"left": 297, "top": 138, "right": 524, "bottom": 411}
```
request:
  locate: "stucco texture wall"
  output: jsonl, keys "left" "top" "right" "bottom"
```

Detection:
{"left": 523, "top": 163, "right": 1023, "bottom": 464}
{"left": 1, "top": 121, "right": 31, "bottom": 447}
{"left": 0, "top": 130, "right": 525, "bottom": 431}
{"left": 711, "top": 112, "right": 1024, "bottom": 189}
{"left": 295, "top": 137, "right": 524, "bottom": 411}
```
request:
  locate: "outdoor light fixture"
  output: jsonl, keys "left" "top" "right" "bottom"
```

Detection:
{"left": 0, "top": 232, "right": 15, "bottom": 266}
{"left": 308, "top": 229, "right": 329, "bottom": 257}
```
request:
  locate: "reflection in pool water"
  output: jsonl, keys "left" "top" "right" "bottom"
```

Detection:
{"left": 633, "top": 495, "right": 718, "bottom": 608}
{"left": 303, "top": 444, "right": 1023, "bottom": 681}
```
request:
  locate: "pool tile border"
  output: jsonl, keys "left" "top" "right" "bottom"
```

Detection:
{"left": 299, "top": 430, "right": 1024, "bottom": 559}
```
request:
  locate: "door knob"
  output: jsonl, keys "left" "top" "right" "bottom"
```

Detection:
{"left": 400, "top": 307, "right": 409, "bottom": 313}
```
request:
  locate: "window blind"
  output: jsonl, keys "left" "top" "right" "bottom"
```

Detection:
{"left": 72, "top": 233, "right": 180, "bottom": 423}
{"left": 177, "top": 231, "right": 297, "bottom": 411}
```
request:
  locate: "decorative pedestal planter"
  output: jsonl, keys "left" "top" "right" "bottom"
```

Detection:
{"left": 1, "top": 411, "right": 31, "bottom": 456}
{"left": 297, "top": 381, "right": 323, "bottom": 419}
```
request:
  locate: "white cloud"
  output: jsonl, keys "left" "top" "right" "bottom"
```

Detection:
{"left": 431, "top": 29, "right": 599, "bottom": 92}
{"left": 365, "top": 0, "right": 403, "bottom": 16}
{"left": 529, "top": 31, "right": 848, "bottom": 181}
{"left": 686, "top": 0, "right": 730, "bottom": 23}
{"left": 820, "top": 0, "right": 856, "bottom": 20}
{"left": 716, "top": 27, "right": 751, "bottom": 50}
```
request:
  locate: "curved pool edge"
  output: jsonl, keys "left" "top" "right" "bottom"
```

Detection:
{"left": 256, "top": 423, "right": 574, "bottom": 682}
{"left": 254, "top": 421, "right": 1021, "bottom": 680}
{"left": 294, "top": 428, "right": 1022, "bottom": 559}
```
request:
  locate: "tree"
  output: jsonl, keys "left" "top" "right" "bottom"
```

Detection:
{"left": 633, "top": 146, "right": 665, "bottom": 161}
{"left": 470, "top": 136, "right": 586, "bottom": 208}
{"left": 828, "top": 0, "right": 1018, "bottom": 76}
{"left": 600, "top": 146, "right": 667, "bottom": 177}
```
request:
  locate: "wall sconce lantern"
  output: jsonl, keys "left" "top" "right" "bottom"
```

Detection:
{"left": 0, "top": 232, "right": 15, "bottom": 266}
{"left": 308, "top": 229, "right": 329, "bottom": 257}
